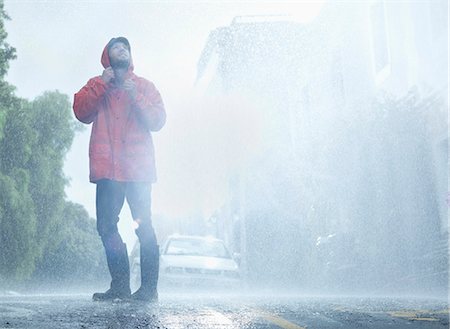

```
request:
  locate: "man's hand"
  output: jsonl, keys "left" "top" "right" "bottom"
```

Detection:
{"left": 101, "top": 67, "right": 115, "bottom": 83}
{"left": 123, "top": 79, "right": 137, "bottom": 101}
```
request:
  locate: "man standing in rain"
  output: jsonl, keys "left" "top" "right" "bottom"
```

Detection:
{"left": 73, "top": 37, "right": 166, "bottom": 302}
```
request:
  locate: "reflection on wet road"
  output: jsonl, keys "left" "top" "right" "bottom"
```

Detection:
{"left": 0, "top": 293, "right": 448, "bottom": 328}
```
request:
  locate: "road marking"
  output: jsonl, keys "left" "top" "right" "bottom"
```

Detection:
{"left": 388, "top": 311, "right": 417, "bottom": 318}
{"left": 161, "top": 308, "right": 235, "bottom": 328}
{"left": 388, "top": 311, "right": 440, "bottom": 322}
{"left": 333, "top": 304, "right": 447, "bottom": 322}
{"left": 203, "top": 309, "right": 234, "bottom": 326}
{"left": 259, "top": 311, "right": 307, "bottom": 329}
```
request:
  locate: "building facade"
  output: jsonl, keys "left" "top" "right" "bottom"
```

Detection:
{"left": 196, "top": 1, "right": 447, "bottom": 294}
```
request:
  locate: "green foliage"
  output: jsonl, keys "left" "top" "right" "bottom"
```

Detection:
{"left": 0, "top": 1, "right": 105, "bottom": 288}
{"left": 0, "top": 1, "right": 16, "bottom": 80}
{"left": 32, "top": 202, "right": 108, "bottom": 284}
{"left": 0, "top": 90, "right": 105, "bottom": 286}
{"left": 0, "top": 99, "right": 36, "bottom": 174}
{"left": 0, "top": 1, "right": 17, "bottom": 141}
{"left": 0, "top": 172, "right": 37, "bottom": 281}
{"left": 26, "top": 92, "right": 75, "bottom": 256}
{"left": 0, "top": 90, "right": 106, "bottom": 286}
{"left": 0, "top": 91, "right": 75, "bottom": 283}
{"left": 0, "top": 81, "right": 17, "bottom": 139}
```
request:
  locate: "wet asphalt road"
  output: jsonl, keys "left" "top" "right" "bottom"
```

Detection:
{"left": 0, "top": 293, "right": 448, "bottom": 329}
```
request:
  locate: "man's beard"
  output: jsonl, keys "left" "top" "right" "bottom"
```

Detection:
{"left": 110, "top": 58, "right": 130, "bottom": 69}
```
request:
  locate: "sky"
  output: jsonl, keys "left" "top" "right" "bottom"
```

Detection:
{"left": 4, "top": 0, "right": 325, "bottom": 247}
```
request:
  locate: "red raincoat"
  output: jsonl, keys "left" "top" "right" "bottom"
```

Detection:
{"left": 73, "top": 43, "right": 166, "bottom": 183}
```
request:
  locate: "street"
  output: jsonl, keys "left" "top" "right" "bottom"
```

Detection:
{"left": 0, "top": 293, "right": 448, "bottom": 329}
{"left": 1, "top": 3, "right": 448, "bottom": 329}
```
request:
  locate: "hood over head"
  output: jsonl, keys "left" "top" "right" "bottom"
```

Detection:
{"left": 101, "top": 37, "right": 134, "bottom": 71}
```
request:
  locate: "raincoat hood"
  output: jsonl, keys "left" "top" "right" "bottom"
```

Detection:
{"left": 101, "top": 37, "right": 134, "bottom": 71}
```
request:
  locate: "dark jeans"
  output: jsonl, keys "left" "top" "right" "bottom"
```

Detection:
{"left": 96, "top": 179, "right": 157, "bottom": 246}
{"left": 96, "top": 179, "right": 158, "bottom": 291}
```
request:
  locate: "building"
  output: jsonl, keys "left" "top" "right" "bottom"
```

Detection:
{"left": 196, "top": 1, "right": 447, "bottom": 294}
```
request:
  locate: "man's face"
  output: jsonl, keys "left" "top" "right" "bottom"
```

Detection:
{"left": 108, "top": 42, "right": 130, "bottom": 69}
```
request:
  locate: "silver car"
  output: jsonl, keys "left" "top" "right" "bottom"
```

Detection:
{"left": 131, "top": 235, "right": 240, "bottom": 290}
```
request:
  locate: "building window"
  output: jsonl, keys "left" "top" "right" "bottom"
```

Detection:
{"left": 370, "top": 1, "right": 391, "bottom": 84}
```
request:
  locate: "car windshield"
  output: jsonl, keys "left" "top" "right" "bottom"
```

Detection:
{"left": 165, "top": 238, "right": 231, "bottom": 258}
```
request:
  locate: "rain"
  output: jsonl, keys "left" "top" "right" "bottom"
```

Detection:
{"left": 0, "top": 1, "right": 448, "bottom": 328}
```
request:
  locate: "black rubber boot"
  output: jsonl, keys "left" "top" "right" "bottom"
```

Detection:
{"left": 131, "top": 244, "right": 159, "bottom": 303}
{"left": 93, "top": 242, "right": 131, "bottom": 302}
{"left": 92, "top": 288, "right": 129, "bottom": 302}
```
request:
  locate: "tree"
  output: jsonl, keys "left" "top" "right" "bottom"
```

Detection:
{"left": 0, "top": 1, "right": 35, "bottom": 282}
{"left": 0, "top": 89, "right": 102, "bottom": 286}
{"left": 0, "top": 92, "right": 76, "bottom": 282}
{"left": 32, "top": 202, "right": 108, "bottom": 287}
{"left": 26, "top": 91, "right": 77, "bottom": 258}
{"left": 0, "top": 172, "right": 37, "bottom": 281}
{"left": 0, "top": 0, "right": 17, "bottom": 139}
{"left": 0, "top": 2, "right": 102, "bottom": 286}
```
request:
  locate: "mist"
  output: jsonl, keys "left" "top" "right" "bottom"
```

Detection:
{"left": 3, "top": 1, "right": 448, "bottom": 298}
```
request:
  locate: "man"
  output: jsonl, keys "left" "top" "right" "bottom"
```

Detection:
{"left": 73, "top": 37, "right": 166, "bottom": 302}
